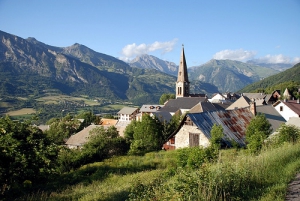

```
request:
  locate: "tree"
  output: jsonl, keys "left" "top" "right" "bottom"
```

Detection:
{"left": 161, "top": 112, "right": 182, "bottom": 141}
{"left": 80, "top": 126, "right": 129, "bottom": 165}
{"left": 0, "top": 116, "right": 59, "bottom": 196}
{"left": 45, "top": 114, "right": 81, "bottom": 144}
{"left": 275, "top": 124, "right": 300, "bottom": 145}
{"left": 246, "top": 113, "right": 272, "bottom": 153}
{"left": 210, "top": 124, "right": 224, "bottom": 149}
{"left": 128, "top": 114, "right": 164, "bottom": 155}
{"left": 159, "top": 93, "right": 175, "bottom": 105}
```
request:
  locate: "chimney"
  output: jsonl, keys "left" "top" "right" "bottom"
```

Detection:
{"left": 250, "top": 101, "right": 257, "bottom": 116}
{"left": 297, "top": 99, "right": 300, "bottom": 104}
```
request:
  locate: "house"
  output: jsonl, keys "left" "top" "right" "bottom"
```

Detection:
{"left": 163, "top": 107, "right": 254, "bottom": 150}
{"left": 208, "top": 93, "right": 227, "bottom": 103}
{"left": 273, "top": 100, "right": 300, "bottom": 121}
{"left": 136, "top": 104, "right": 163, "bottom": 121}
{"left": 264, "top": 90, "right": 281, "bottom": 104}
{"left": 117, "top": 107, "right": 139, "bottom": 122}
{"left": 65, "top": 125, "right": 103, "bottom": 149}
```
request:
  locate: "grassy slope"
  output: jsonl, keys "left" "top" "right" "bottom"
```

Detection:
{"left": 16, "top": 143, "right": 300, "bottom": 201}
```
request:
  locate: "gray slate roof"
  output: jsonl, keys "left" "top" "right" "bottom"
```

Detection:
{"left": 160, "top": 97, "right": 207, "bottom": 113}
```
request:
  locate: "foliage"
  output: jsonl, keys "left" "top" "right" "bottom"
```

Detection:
{"left": 159, "top": 93, "right": 175, "bottom": 105}
{"left": 161, "top": 112, "right": 182, "bottom": 141}
{"left": 246, "top": 113, "right": 272, "bottom": 153}
{"left": 0, "top": 116, "right": 59, "bottom": 196}
{"left": 176, "top": 146, "right": 218, "bottom": 169}
{"left": 44, "top": 114, "right": 81, "bottom": 144}
{"left": 127, "top": 114, "right": 164, "bottom": 155}
{"left": 210, "top": 124, "right": 224, "bottom": 149}
{"left": 57, "top": 126, "right": 129, "bottom": 172}
{"left": 273, "top": 124, "right": 300, "bottom": 145}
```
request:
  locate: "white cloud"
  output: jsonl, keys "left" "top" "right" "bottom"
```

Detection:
{"left": 253, "top": 54, "right": 291, "bottom": 64}
{"left": 119, "top": 39, "right": 178, "bottom": 62}
{"left": 213, "top": 49, "right": 256, "bottom": 61}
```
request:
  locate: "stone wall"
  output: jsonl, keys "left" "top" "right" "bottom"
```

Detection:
{"left": 175, "top": 125, "right": 210, "bottom": 149}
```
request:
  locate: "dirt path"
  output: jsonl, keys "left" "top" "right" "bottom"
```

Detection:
{"left": 286, "top": 173, "right": 300, "bottom": 201}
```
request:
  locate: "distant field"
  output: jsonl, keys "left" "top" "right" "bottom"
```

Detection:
{"left": 36, "top": 95, "right": 101, "bottom": 106}
{"left": 6, "top": 108, "right": 36, "bottom": 116}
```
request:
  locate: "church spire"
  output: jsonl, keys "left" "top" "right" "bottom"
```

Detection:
{"left": 177, "top": 44, "right": 189, "bottom": 82}
{"left": 176, "top": 44, "right": 190, "bottom": 98}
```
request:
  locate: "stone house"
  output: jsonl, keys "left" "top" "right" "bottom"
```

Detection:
{"left": 163, "top": 107, "right": 254, "bottom": 150}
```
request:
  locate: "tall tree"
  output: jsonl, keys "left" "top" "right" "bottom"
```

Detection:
{"left": 128, "top": 114, "right": 164, "bottom": 155}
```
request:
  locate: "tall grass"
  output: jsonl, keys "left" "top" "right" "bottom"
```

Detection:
{"left": 130, "top": 143, "right": 300, "bottom": 201}
{"left": 15, "top": 143, "right": 300, "bottom": 201}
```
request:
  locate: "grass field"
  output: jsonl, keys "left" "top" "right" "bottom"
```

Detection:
{"left": 6, "top": 108, "right": 36, "bottom": 116}
{"left": 36, "top": 95, "right": 102, "bottom": 106}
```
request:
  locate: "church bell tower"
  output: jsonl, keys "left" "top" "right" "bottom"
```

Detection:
{"left": 176, "top": 45, "right": 190, "bottom": 98}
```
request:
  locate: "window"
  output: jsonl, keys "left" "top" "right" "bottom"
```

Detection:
{"left": 170, "top": 137, "right": 175, "bottom": 144}
{"left": 280, "top": 106, "right": 283, "bottom": 111}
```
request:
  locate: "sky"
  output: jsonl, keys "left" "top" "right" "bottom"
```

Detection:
{"left": 1, "top": 0, "right": 300, "bottom": 66}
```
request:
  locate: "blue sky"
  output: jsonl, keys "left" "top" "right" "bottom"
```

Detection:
{"left": 1, "top": 0, "right": 299, "bottom": 66}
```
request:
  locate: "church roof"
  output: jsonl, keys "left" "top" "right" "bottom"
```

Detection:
{"left": 177, "top": 45, "right": 189, "bottom": 83}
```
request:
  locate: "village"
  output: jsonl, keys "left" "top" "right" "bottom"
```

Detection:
{"left": 65, "top": 46, "right": 300, "bottom": 151}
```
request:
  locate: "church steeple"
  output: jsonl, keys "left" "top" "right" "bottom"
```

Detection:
{"left": 176, "top": 45, "right": 190, "bottom": 98}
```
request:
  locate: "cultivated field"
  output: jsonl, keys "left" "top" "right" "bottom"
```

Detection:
{"left": 6, "top": 108, "right": 36, "bottom": 116}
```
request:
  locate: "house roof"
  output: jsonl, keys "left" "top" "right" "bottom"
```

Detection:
{"left": 160, "top": 97, "right": 207, "bottom": 113}
{"left": 281, "top": 100, "right": 300, "bottom": 115}
{"left": 256, "top": 105, "right": 286, "bottom": 132}
{"left": 189, "top": 102, "right": 220, "bottom": 113}
{"left": 153, "top": 111, "right": 173, "bottom": 122}
{"left": 100, "top": 118, "right": 118, "bottom": 126}
{"left": 242, "top": 93, "right": 266, "bottom": 100}
{"left": 65, "top": 125, "right": 103, "bottom": 146}
{"left": 226, "top": 96, "right": 251, "bottom": 110}
{"left": 140, "top": 105, "right": 164, "bottom": 113}
{"left": 187, "top": 108, "right": 253, "bottom": 146}
{"left": 117, "top": 107, "right": 139, "bottom": 115}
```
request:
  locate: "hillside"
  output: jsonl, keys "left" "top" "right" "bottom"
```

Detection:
{"left": 188, "top": 59, "right": 279, "bottom": 92}
{"left": 239, "top": 62, "right": 300, "bottom": 93}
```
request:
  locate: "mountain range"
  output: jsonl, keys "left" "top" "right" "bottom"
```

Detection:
{"left": 0, "top": 30, "right": 295, "bottom": 106}
{"left": 1, "top": 30, "right": 217, "bottom": 105}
